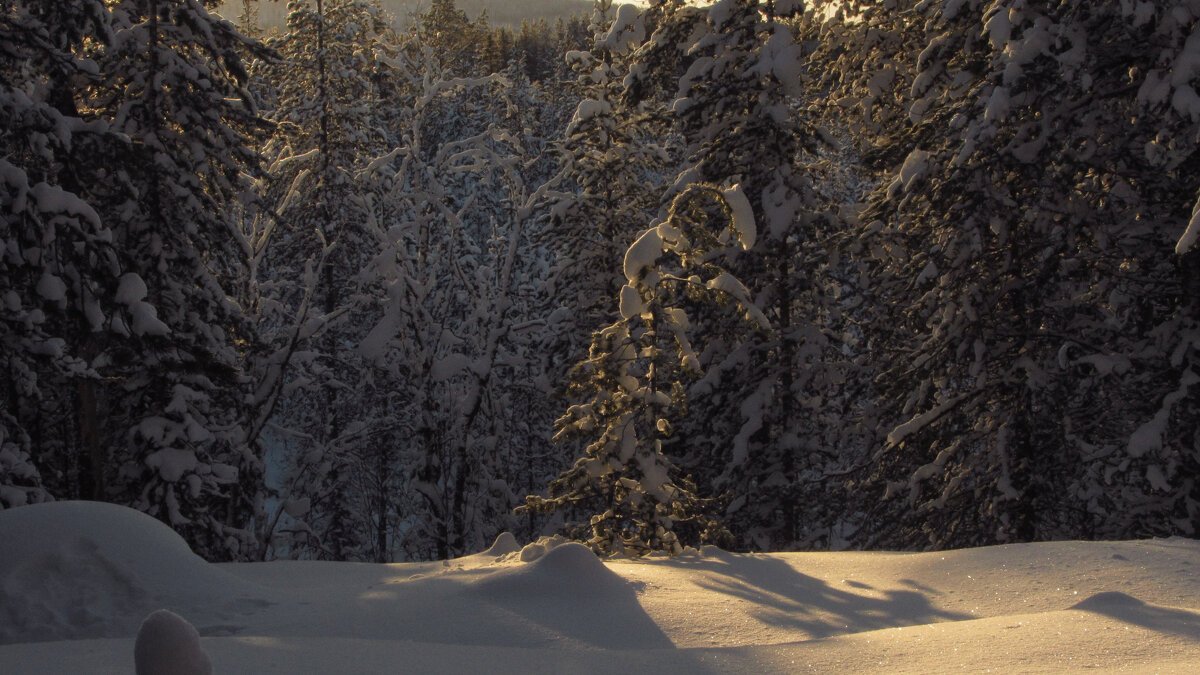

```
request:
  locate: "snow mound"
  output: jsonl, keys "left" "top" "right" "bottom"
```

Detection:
{"left": 0, "top": 535, "right": 151, "bottom": 643}
{"left": 469, "top": 540, "right": 672, "bottom": 649}
{"left": 474, "top": 541, "right": 623, "bottom": 598}
{"left": 0, "top": 502, "right": 267, "bottom": 645}
{"left": 481, "top": 532, "right": 520, "bottom": 557}
{"left": 1071, "top": 590, "right": 1200, "bottom": 639}
{"left": 1071, "top": 590, "right": 1146, "bottom": 612}
{"left": 134, "top": 610, "right": 212, "bottom": 675}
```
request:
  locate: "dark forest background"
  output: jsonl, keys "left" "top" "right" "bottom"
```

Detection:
{"left": 2, "top": 0, "right": 1198, "bottom": 562}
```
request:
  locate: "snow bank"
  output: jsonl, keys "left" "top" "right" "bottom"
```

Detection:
{"left": 0, "top": 502, "right": 267, "bottom": 644}
{"left": 474, "top": 540, "right": 623, "bottom": 597}
{"left": 1, "top": 502, "right": 1199, "bottom": 673}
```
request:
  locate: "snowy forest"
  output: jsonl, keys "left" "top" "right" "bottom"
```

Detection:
{"left": 220, "top": 0, "right": 600, "bottom": 28}
{"left": 1, "top": 0, "right": 1198, "bottom": 565}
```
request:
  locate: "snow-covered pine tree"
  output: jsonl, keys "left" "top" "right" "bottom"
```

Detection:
{"left": 835, "top": 0, "right": 1200, "bottom": 547}
{"left": 0, "top": 0, "right": 120, "bottom": 509}
{"left": 417, "top": 0, "right": 490, "bottom": 78}
{"left": 251, "top": 0, "right": 402, "bottom": 561}
{"left": 85, "top": 0, "right": 272, "bottom": 559}
{"left": 523, "top": 183, "right": 766, "bottom": 556}
{"left": 366, "top": 39, "right": 571, "bottom": 560}
{"left": 622, "top": 0, "right": 856, "bottom": 550}
{"left": 543, "top": 0, "right": 667, "bottom": 412}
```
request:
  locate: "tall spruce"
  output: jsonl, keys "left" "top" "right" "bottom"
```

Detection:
{"left": 0, "top": 0, "right": 272, "bottom": 560}
{"left": 0, "top": 0, "right": 119, "bottom": 509}
{"left": 826, "top": 0, "right": 1200, "bottom": 547}
{"left": 626, "top": 0, "right": 855, "bottom": 550}
{"left": 89, "top": 0, "right": 271, "bottom": 559}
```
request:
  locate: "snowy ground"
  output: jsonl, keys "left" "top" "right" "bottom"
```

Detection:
{"left": 1, "top": 502, "right": 1199, "bottom": 673}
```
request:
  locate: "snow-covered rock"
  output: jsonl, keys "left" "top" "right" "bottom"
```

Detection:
{"left": 134, "top": 610, "right": 212, "bottom": 675}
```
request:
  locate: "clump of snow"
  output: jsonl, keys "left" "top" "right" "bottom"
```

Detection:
{"left": 519, "top": 541, "right": 549, "bottom": 563}
{"left": 115, "top": 273, "right": 149, "bottom": 305}
{"left": 564, "top": 50, "right": 592, "bottom": 68}
{"left": 887, "top": 395, "right": 964, "bottom": 446}
{"left": 1139, "top": 69, "right": 1172, "bottom": 107}
{"left": 1171, "top": 85, "right": 1200, "bottom": 121}
{"left": 623, "top": 227, "right": 664, "bottom": 282}
{"left": 596, "top": 4, "right": 645, "bottom": 55}
{"left": 707, "top": 0, "right": 738, "bottom": 31}
{"left": 134, "top": 609, "right": 212, "bottom": 675}
{"left": 482, "top": 532, "right": 520, "bottom": 557}
{"left": 1177, "top": 198, "right": 1200, "bottom": 254}
{"left": 763, "top": 27, "right": 804, "bottom": 98}
{"left": 565, "top": 98, "right": 612, "bottom": 136}
{"left": 984, "top": 85, "right": 1010, "bottom": 122}
{"left": 721, "top": 184, "right": 756, "bottom": 250}
{"left": 35, "top": 273, "right": 67, "bottom": 303}
{"left": 145, "top": 447, "right": 198, "bottom": 483}
{"left": 114, "top": 273, "right": 169, "bottom": 336}
{"left": 619, "top": 284, "right": 644, "bottom": 319}
{"left": 887, "top": 149, "right": 932, "bottom": 199}
{"left": 706, "top": 272, "right": 769, "bottom": 329}
{"left": 985, "top": 7, "right": 1012, "bottom": 48}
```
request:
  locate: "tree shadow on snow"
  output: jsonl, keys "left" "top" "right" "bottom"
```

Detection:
{"left": 667, "top": 551, "right": 970, "bottom": 639}
{"left": 1072, "top": 591, "right": 1200, "bottom": 643}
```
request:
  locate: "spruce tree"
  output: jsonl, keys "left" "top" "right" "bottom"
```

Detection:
{"left": 524, "top": 183, "right": 764, "bottom": 555}
{"left": 0, "top": 0, "right": 120, "bottom": 508}
{"left": 624, "top": 0, "right": 857, "bottom": 550}
{"left": 88, "top": 0, "right": 272, "bottom": 559}
{"left": 828, "top": 0, "right": 1200, "bottom": 547}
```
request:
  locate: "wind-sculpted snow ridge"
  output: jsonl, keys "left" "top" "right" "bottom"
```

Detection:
{"left": 1, "top": 501, "right": 1199, "bottom": 673}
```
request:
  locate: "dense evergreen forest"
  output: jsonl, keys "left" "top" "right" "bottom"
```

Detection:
{"left": 218, "top": 0, "right": 597, "bottom": 29}
{"left": 2, "top": 0, "right": 1198, "bottom": 562}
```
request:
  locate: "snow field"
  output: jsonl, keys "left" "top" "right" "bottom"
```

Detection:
{"left": 1, "top": 501, "right": 1199, "bottom": 673}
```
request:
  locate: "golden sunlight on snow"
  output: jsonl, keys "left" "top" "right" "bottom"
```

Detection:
{"left": 3, "top": 472, "right": 1199, "bottom": 675}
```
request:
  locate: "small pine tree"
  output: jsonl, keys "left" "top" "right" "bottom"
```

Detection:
{"left": 523, "top": 183, "right": 765, "bottom": 556}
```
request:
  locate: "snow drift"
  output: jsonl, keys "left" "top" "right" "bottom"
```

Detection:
{"left": 0, "top": 501, "right": 265, "bottom": 644}
{"left": 1, "top": 501, "right": 1199, "bottom": 673}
